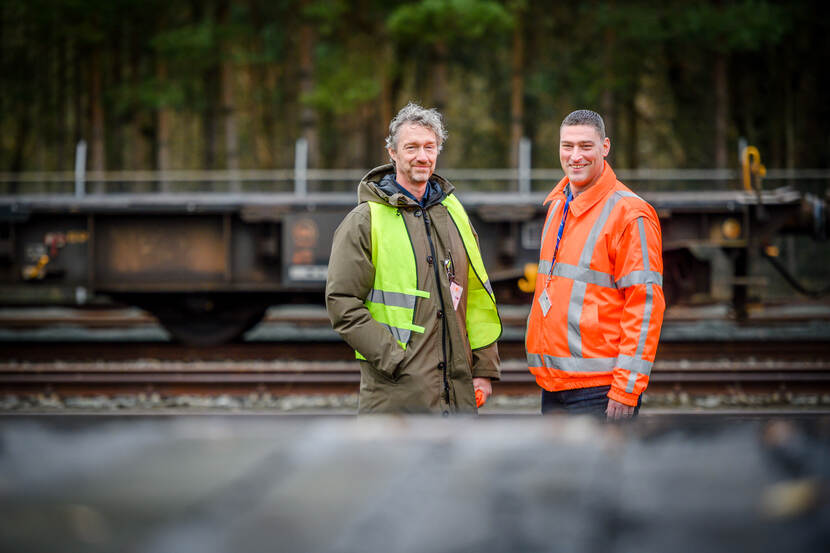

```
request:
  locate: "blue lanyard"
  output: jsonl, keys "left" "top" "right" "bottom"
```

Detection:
{"left": 550, "top": 189, "right": 573, "bottom": 273}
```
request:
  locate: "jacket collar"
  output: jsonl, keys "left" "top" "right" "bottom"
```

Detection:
{"left": 379, "top": 173, "right": 446, "bottom": 208}
{"left": 358, "top": 163, "right": 452, "bottom": 208}
{"left": 543, "top": 162, "right": 617, "bottom": 217}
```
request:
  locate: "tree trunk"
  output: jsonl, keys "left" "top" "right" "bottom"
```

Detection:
{"left": 785, "top": 71, "right": 796, "bottom": 171}
{"left": 253, "top": 65, "right": 275, "bottom": 167}
{"left": 73, "top": 41, "right": 84, "bottom": 147}
{"left": 298, "top": 1, "right": 318, "bottom": 169}
{"left": 509, "top": 11, "right": 525, "bottom": 169}
{"left": 191, "top": 0, "right": 216, "bottom": 170}
{"left": 221, "top": 58, "right": 239, "bottom": 187}
{"left": 625, "top": 94, "right": 638, "bottom": 169}
{"left": 713, "top": 52, "right": 729, "bottom": 169}
{"left": 127, "top": 25, "right": 146, "bottom": 173}
{"left": 57, "top": 35, "right": 69, "bottom": 170}
{"left": 380, "top": 43, "right": 401, "bottom": 155}
{"left": 88, "top": 49, "right": 106, "bottom": 191}
{"left": 431, "top": 40, "right": 449, "bottom": 113}
{"left": 217, "top": 0, "right": 239, "bottom": 189}
{"left": 156, "top": 59, "right": 171, "bottom": 191}
{"left": 601, "top": 25, "right": 616, "bottom": 166}
{"left": 10, "top": 109, "right": 30, "bottom": 180}
{"left": 110, "top": 29, "right": 124, "bottom": 171}
{"left": 203, "top": 67, "right": 219, "bottom": 170}
{"left": 357, "top": 103, "right": 373, "bottom": 169}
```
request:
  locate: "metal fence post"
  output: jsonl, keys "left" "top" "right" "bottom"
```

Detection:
{"left": 518, "top": 136, "right": 531, "bottom": 194}
{"left": 74, "top": 140, "right": 87, "bottom": 197}
{"left": 294, "top": 137, "right": 308, "bottom": 196}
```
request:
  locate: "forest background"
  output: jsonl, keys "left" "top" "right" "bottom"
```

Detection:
{"left": 1, "top": 0, "right": 828, "bottom": 177}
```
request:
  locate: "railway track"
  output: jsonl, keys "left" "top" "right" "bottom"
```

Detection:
{"left": 1, "top": 304, "right": 829, "bottom": 404}
{"left": 1, "top": 341, "right": 829, "bottom": 398}
{"left": 2, "top": 301, "right": 830, "bottom": 328}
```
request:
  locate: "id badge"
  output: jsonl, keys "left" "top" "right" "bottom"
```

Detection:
{"left": 538, "top": 288, "right": 552, "bottom": 316}
{"left": 450, "top": 280, "right": 463, "bottom": 310}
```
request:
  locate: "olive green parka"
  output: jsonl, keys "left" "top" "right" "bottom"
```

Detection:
{"left": 325, "top": 164, "right": 501, "bottom": 414}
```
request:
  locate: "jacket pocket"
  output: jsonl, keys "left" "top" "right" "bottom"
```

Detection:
{"left": 582, "top": 302, "right": 617, "bottom": 354}
{"left": 366, "top": 345, "right": 406, "bottom": 384}
{"left": 371, "top": 361, "right": 399, "bottom": 383}
{"left": 581, "top": 303, "right": 602, "bottom": 352}
{"left": 359, "top": 360, "right": 396, "bottom": 391}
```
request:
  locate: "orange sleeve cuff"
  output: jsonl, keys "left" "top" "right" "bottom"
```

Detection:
{"left": 608, "top": 387, "right": 641, "bottom": 408}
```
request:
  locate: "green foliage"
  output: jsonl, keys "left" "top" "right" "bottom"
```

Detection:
{"left": 595, "top": 2, "right": 672, "bottom": 43}
{"left": 257, "top": 23, "right": 290, "bottom": 62}
{"left": 114, "top": 78, "right": 187, "bottom": 112}
{"left": 387, "top": 0, "right": 514, "bottom": 43}
{"left": 152, "top": 23, "right": 219, "bottom": 68}
{"left": 669, "top": 1, "right": 791, "bottom": 51}
{"left": 302, "top": 0, "right": 350, "bottom": 35}
{"left": 303, "top": 47, "right": 382, "bottom": 113}
{"left": 0, "top": 0, "right": 828, "bottom": 171}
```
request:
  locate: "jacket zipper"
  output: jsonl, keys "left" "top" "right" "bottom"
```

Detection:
{"left": 422, "top": 209, "right": 451, "bottom": 405}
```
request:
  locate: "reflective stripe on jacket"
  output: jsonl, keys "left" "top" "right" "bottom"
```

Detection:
{"left": 525, "top": 163, "right": 665, "bottom": 407}
{"left": 358, "top": 194, "right": 501, "bottom": 359}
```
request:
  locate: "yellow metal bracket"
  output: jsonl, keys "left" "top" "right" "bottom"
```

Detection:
{"left": 741, "top": 145, "right": 766, "bottom": 192}
{"left": 517, "top": 262, "right": 537, "bottom": 293}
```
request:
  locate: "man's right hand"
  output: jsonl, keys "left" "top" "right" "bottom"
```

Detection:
{"left": 605, "top": 398, "right": 634, "bottom": 420}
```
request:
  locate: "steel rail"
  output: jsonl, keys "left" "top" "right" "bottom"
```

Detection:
{"left": 2, "top": 357, "right": 829, "bottom": 397}
{"left": 2, "top": 339, "right": 828, "bottom": 361}
{"left": 2, "top": 304, "right": 829, "bottom": 328}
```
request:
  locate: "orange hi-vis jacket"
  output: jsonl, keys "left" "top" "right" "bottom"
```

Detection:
{"left": 526, "top": 163, "right": 665, "bottom": 407}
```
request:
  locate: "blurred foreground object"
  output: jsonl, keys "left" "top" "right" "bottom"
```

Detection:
{"left": 0, "top": 415, "right": 828, "bottom": 553}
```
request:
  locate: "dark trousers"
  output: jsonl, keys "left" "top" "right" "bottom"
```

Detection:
{"left": 541, "top": 385, "right": 641, "bottom": 418}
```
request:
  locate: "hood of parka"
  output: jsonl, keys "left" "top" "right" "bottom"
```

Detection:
{"left": 357, "top": 163, "right": 454, "bottom": 208}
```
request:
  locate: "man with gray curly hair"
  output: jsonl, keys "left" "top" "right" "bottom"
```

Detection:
{"left": 382, "top": 102, "right": 449, "bottom": 200}
{"left": 385, "top": 102, "right": 448, "bottom": 152}
{"left": 326, "top": 102, "right": 502, "bottom": 414}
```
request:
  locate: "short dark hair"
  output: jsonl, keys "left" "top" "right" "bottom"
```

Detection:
{"left": 561, "top": 109, "right": 606, "bottom": 139}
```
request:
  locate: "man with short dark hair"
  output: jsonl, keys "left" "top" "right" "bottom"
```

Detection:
{"left": 526, "top": 109, "right": 665, "bottom": 419}
{"left": 326, "top": 103, "right": 502, "bottom": 414}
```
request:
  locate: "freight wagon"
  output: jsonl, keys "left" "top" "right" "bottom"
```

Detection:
{"left": 1, "top": 166, "right": 826, "bottom": 345}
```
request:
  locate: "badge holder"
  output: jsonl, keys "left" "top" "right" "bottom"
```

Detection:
{"left": 444, "top": 256, "right": 463, "bottom": 311}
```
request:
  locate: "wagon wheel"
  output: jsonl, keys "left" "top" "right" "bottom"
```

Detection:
{"left": 149, "top": 295, "right": 267, "bottom": 346}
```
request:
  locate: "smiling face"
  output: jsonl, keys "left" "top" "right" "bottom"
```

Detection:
{"left": 559, "top": 124, "right": 610, "bottom": 194}
{"left": 388, "top": 123, "right": 439, "bottom": 198}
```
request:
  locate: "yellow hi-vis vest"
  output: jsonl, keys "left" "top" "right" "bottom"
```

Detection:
{"left": 356, "top": 194, "right": 502, "bottom": 360}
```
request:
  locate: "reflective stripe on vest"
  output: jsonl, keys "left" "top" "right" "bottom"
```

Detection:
{"left": 527, "top": 189, "right": 657, "bottom": 380}
{"left": 356, "top": 194, "right": 502, "bottom": 359}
